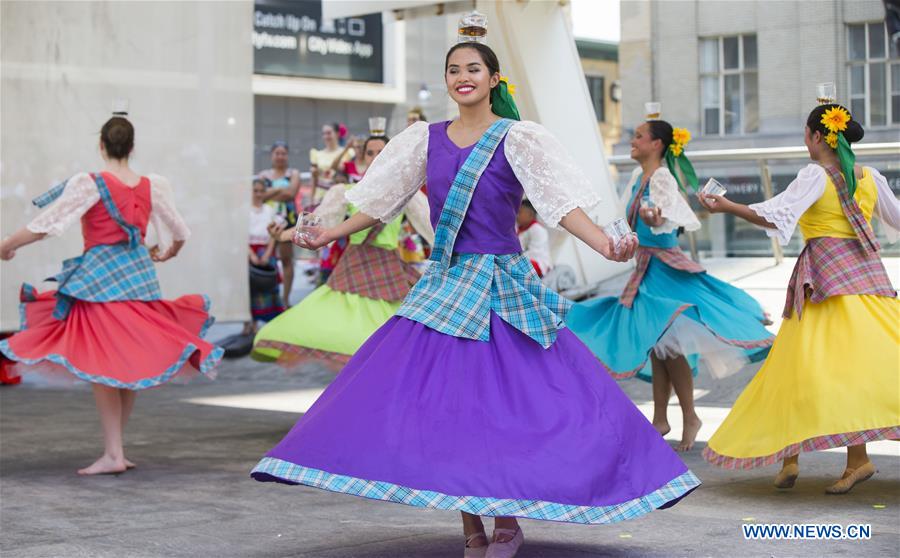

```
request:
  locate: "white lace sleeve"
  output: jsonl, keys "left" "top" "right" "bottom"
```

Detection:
{"left": 148, "top": 174, "right": 191, "bottom": 241}
{"left": 869, "top": 167, "right": 900, "bottom": 244}
{"left": 344, "top": 121, "right": 429, "bottom": 223}
{"left": 505, "top": 121, "right": 603, "bottom": 228}
{"left": 402, "top": 189, "right": 434, "bottom": 246}
{"left": 26, "top": 173, "right": 99, "bottom": 236}
{"left": 315, "top": 184, "right": 349, "bottom": 229}
{"left": 749, "top": 164, "right": 826, "bottom": 246}
{"left": 649, "top": 167, "right": 701, "bottom": 234}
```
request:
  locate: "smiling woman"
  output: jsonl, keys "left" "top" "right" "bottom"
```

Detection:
{"left": 250, "top": 13, "right": 696, "bottom": 558}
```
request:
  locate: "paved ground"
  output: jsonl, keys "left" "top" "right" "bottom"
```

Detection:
{"left": 2, "top": 258, "right": 898, "bottom": 557}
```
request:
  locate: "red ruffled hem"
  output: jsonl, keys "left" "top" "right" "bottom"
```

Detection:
{"left": 1, "top": 288, "right": 221, "bottom": 388}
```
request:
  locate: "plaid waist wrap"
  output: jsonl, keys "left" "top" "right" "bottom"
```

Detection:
{"left": 33, "top": 173, "right": 162, "bottom": 319}
{"left": 397, "top": 252, "right": 571, "bottom": 348}
{"left": 619, "top": 247, "right": 705, "bottom": 308}
{"left": 783, "top": 236, "right": 895, "bottom": 319}
{"left": 396, "top": 118, "right": 569, "bottom": 348}
{"left": 327, "top": 243, "right": 420, "bottom": 302}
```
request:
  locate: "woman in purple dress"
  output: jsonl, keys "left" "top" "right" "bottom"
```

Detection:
{"left": 251, "top": 35, "right": 700, "bottom": 558}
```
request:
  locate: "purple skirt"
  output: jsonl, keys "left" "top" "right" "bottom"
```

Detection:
{"left": 252, "top": 313, "right": 700, "bottom": 524}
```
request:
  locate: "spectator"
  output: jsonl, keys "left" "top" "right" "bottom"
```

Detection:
{"left": 246, "top": 177, "right": 285, "bottom": 333}
{"left": 516, "top": 199, "right": 552, "bottom": 277}
{"left": 259, "top": 141, "right": 301, "bottom": 307}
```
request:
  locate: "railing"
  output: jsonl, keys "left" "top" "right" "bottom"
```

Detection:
{"left": 607, "top": 143, "right": 900, "bottom": 264}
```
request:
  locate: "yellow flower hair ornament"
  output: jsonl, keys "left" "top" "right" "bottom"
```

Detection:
{"left": 499, "top": 76, "right": 516, "bottom": 97}
{"left": 664, "top": 127, "right": 698, "bottom": 194}
{"left": 821, "top": 106, "right": 850, "bottom": 133}
{"left": 824, "top": 131, "right": 839, "bottom": 149}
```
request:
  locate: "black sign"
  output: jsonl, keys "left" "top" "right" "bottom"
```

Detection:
{"left": 253, "top": 0, "right": 383, "bottom": 83}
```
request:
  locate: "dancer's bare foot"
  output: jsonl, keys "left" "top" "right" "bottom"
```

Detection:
{"left": 124, "top": 458, "right": 137, "bottom": 469}
{"left": 652, "top": 420, "right": 671, "bottom": 437}
{"left": 77, "top": 454, "right": 127, "bottom": 475}
{"left": 676, "top": 416, "right": 702, "bottom": 452}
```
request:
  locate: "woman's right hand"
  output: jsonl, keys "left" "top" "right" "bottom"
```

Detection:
{"left": 639, "top": 206, "right": 665, "bottom": 227}
{"left": 291, "top": 226, "right": 331, "bottom": 250}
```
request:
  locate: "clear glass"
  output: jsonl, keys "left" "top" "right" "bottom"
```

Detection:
{"left": 744, "top": 72, "right": 759, "bottom": 133}
{"left": 724, "top": 74, "right": 742, "bottom": 134}
{"left": 848, "top": 24, "right": 866, "bottom": 61}
{"left": 603, "top": 218, "right": 633, "bottom": 250}
{"left": 870, "top": 62, "right": 887, "bottom": 126}
{"left": 293, "top": 211, "right": 323, "bottom": 244}
{"left": 702, "top": 178, "right": 727, "bottom": 196}
{"left": 699, "top": 38, "right": 718, "bottom": 73}
{"left": 368, "top": 116, "right": 386, "bottom": 136}
{"left": 850, "top": 65, "right": 865, "bottom": 95}
{"left": 816, "top": 82, "right": 837, "bottom": 105}
{"left": 645, "top": 101, "right": 661, "bottom": 120}
{"left": 743, "top": 35, "right": 758, "bottom": 69}
{"left": 723, "top": 36, "right": 740, "bottom": 69}
{"left": 868, "top": 22, "right": 886, "bottom": 59}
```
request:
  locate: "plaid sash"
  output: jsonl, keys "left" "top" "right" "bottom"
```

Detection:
{"left": 39, "top": 174, "right": 161, "bottom": 318}
{"left": 783, "top": 237, "right": 895, "bottom": 318}
{"left": 397, "top": 119, "right": 570, "bottom": 348}
{"left": 821, "top": 165, "right": 879, "bottom": 253}
{"left": 618, "top": 174, "right": 704, "bottom": 308}
{"left": 326, "top": 223, "right": 420, "bottom": 302}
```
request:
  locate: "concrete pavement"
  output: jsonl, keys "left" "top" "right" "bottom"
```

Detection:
{"left": 1, "top": 257, "right": 898, "bottom": 557}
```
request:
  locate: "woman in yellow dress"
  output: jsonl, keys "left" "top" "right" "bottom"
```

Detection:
{"left": 698, "top": 101, "right": 899, "bottom": 494}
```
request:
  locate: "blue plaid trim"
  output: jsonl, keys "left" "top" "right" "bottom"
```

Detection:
{"left": 0, "top": 338, "right": 222, "bottom": 390}
{"left": 397, "top": 253, "right": 570, "bottom": 347}
{"left": 32, "top": 180, "right": 69, "bottom": 208}
{"left": 251, "top": 457, "right": 701, "bottom": 525}
{"left": 398, "top": 118, "right": 569, "bottom": 347}
{"left": 52, "top": 244, "right": 162, "bottom": 319}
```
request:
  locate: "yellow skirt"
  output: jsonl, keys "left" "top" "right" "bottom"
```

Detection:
{"left": 704, "top": 294, "right": 900, "bottom": 468}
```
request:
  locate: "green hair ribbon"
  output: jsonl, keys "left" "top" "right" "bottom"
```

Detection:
{"left": 664, "top": 148, "right": 699, "bottom": 195}
{"left": 490, "top": 79, "right": 520, "bottom": 121}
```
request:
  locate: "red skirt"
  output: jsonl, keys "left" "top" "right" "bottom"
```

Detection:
{"left": 0, "top": 287, "right": 222, "bottom": 389}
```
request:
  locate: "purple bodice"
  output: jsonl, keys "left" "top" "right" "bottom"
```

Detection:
{"left": 426, "top": 121, "right": 523, "bottom": 255}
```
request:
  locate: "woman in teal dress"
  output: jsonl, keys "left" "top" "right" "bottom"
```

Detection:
{"left": 567, "top": 115, "right": 774, "bottom": 451}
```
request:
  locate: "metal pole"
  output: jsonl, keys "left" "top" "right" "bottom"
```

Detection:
{"left": 758, "top": 159, "right": 783, "bottom": 265}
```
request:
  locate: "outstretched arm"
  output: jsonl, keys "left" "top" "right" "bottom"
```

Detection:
{"left": 697, "top": 194, "right": 777, "bottom": 228}
{"left": 0, "top": 229, "right": 46, "bottom": 261}
{"left": 559, "top": 208, "right": 637, "bottom": 262}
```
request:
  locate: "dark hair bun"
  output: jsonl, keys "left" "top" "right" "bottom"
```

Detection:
{"left": 844, "top": 119, "right": 865, "bottom": 143}
{"left": 100, "top": 116, "right": 134, "bottom": 159}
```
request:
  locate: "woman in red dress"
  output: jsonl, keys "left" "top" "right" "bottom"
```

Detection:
{"left": 0, "top": 115, "right": 222, "bottom": 475}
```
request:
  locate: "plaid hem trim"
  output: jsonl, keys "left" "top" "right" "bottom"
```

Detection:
{"left": 0, "top": 339, "right": 222, "bottom": 390}
{"left": 702, "top": 426, "right": 900, "bottom": 469}
{"left": 253, "top": 341, "right": 351, "bottom": 369}
{"left": 597, "top": 303, "right": 773, "bottom": 380}
{"left": 250, "top": 457, "right": 701, "bottom": 525}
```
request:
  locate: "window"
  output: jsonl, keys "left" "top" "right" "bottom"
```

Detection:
{"left": 699, "top": 35, "right": 759, "bottom": 135}
{"left": 586, "top": 75, "right": 605, "bottom": 122}
{"left": 847, "top": 22, "right": 900, "bottom": 127}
